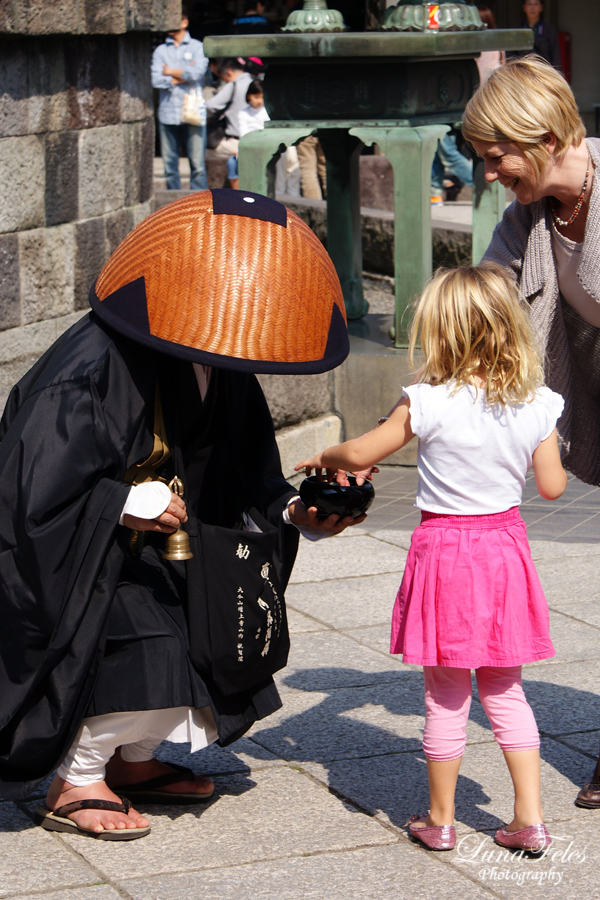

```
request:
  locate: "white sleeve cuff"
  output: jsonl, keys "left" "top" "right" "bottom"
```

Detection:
{"left": 283, "top": 495, "right": 332, "bottom": 542}
{"left": 119, "top": 481, "right": 173, "bottom": 526}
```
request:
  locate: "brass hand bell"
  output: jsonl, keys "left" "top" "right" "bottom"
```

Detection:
{"left": 162, "top": 476, "right": 193, "bottom": 560}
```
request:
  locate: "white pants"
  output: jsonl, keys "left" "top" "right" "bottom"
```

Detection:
{"left": 57, "top": 706, "right": 219, "bottom": 787}
{"left": 275, "top": 146, "right": 301, "bottom": 197}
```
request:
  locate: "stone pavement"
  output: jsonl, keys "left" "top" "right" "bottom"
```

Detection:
{"left": 2, "top": 467, "right": 600, "bottom": 899}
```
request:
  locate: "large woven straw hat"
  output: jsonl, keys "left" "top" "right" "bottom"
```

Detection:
{"left": 90, "top": 190, "right": 348, "bottom": 374}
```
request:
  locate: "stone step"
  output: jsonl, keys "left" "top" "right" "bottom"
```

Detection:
{"left": 153, "top": 154, "right": 486, "bottom": 206}
{"left": 154, "top": 156, "right": 228, "bottom": 191}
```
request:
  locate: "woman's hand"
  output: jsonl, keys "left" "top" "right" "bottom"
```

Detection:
{"left": 123, "top": 492, "right": 187, "bottom": 534}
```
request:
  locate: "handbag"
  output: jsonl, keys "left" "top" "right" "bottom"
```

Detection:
{"left": 154, "top": 374, "right": 292, "bottom": 698}
{"left": 206, "top": 119, "right": 226, "bottom": 149}
{"left": 180, "top": 88, "right": 206, "bottom": 127}
{"left": 185, "top": 506, "right": 290, "bottom": 696}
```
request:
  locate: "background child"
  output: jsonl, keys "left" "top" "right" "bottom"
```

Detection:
{"left": 296, "top": 263, "right": 567, "bottom": 853}
{"left": 226, "top": 81, "right": 300, "bottom": 195}
{"left": 226, "top": 80, "right": 267, "bottom": 190}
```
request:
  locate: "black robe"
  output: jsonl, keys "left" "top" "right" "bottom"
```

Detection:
{"left": 0, "top": 314, "right": 298, "bottom": 799}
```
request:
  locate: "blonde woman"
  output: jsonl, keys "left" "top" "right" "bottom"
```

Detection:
{"left": 296, "top": 264, "right": 566, "bottom": 853}
{"left": 464, "top": 54, "right": 600, "bottom": 814}
{"left": 463, "top": 56, "right": 600, "bottom": 486}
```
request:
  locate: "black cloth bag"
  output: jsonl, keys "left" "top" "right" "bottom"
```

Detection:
{"left": 185, "top": 507, "right": 290, "bottom": 696}
{"left": 161, "top": 366, "right": 294, "bottom": 700}
{"left": 206, "top": 120, "right": 226, "bottom": 150}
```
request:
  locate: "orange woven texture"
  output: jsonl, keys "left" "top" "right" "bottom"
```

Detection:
{"left": 95, "top": 193, "right": 345, "bottom": 363}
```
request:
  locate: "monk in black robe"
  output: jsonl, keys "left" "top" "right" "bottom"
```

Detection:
{"left": 0, "top": 190, "right": 357, "bottom": 839}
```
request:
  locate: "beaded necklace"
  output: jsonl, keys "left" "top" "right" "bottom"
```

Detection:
{"left": 551, "top": 154, "right": 591, "bottom": 228}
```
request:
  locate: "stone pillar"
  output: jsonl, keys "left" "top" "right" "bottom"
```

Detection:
{"left": 319, "top": 129, "right": 368, "bottom": 320}
{"left": 0, "top": 0, "right": 179, "bottom": 364}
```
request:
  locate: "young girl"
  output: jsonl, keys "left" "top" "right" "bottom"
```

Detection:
{"left": 226, "top": 80, "right": 269, "bottom": 190}
{"left": 296, "top": 263, "right": 567, "bottom": 853}
{"left": 226, "top": 81, "right": 300, "bottom": 194}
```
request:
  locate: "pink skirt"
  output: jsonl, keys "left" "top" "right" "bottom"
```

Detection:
{"left": 390, "top": 507, "right": 555, "bottom": 668}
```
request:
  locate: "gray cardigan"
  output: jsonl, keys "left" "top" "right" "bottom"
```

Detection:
{"left": 484, "top": 137, "right": 600, "bottom": 484}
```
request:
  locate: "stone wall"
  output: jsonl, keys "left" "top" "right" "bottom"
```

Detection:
{"left": 0, "top": 0, "right": 180, "bottom": 36}
{"left": 0, "top": 0, "right": 179, "bottom": 353}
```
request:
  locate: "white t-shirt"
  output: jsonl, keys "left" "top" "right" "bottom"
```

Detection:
{"left": 403, "top": 382, "right": 565, "bottom": 515}
{"left": 238, "top": 104, "right": 269, "bottom": 138}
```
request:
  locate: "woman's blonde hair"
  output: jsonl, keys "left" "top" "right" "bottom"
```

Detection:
{"left": 409, "top": 263, "right": 544, "bottom": 406}
{"left": 462, "top": 55, "right": 586, "bottom": 178}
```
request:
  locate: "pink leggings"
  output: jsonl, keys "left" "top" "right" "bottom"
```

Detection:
{"left": 423, "top": 665, "right": 540, "bottom": 761}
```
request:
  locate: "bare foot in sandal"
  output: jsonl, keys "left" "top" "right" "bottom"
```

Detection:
{"left": 106, "top": 748, "right": 214, "bottom": 797}
{"left": 45, "top": 774, "right": 149, "bottom": 835}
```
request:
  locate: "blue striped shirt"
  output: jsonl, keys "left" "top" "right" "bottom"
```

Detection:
{"left": 151, "top": 32, "right": 208, "bottom": 125}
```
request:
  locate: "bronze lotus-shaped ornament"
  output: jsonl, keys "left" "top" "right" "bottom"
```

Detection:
{"left": 383, "top": 0, "right": 486, "bottom": 32}
{"left": 282, "top": 0, "right": 348, "bottom": 33}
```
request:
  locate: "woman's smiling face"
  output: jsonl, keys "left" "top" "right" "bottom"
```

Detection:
{"left": 471, "top": 140, "right": 545, "bottom": 204}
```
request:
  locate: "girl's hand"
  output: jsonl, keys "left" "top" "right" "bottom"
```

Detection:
{"left": 294, "top": 459, "right": 380, "bottom": 488}
{"left": 123, "top": 493, "right": 187, "bottom": 534}
{"left": 294, "top": 399, "right": 414, "bottom": 479}
{"left": 338, "top": 466, "right": 380, "bottom": 487}
{"left": 294, "top": 455, "right": 331, "bottom": 480}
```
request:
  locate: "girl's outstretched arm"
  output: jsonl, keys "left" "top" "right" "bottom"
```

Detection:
{"left": 532, "top": 428, "right": 568, "bottom": 500}
{"left": 295, "top": 396, "right": 414, "bottom": 476}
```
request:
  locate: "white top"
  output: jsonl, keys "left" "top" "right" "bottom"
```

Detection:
{"left": 551, "top": 222, "right": 600, "bottom": 327}
{"left": 238, "top": 104, "right": 270, "bottom": 138}
{"left": 403, "top": 382, "right": 565, "bottom": 515}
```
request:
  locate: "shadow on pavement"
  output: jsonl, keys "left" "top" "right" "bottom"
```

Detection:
{"left": 237, "top": 666, "right": 600, "bottom": 831}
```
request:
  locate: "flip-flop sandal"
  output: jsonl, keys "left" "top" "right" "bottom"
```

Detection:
{"left": 113, "top": 762, "right": 214, "bottom": 804}
{"left": 35, "top": 797, "right": 151, "bottom": 840}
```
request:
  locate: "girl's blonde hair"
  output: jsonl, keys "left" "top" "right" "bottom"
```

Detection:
{"left": 409, "top": 263, "right": 544, "bottom": 406}
{"left": 462, "top": 55, "right": 586, "bottom": 178}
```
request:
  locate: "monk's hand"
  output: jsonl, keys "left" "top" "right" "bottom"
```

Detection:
{"left": 287, "top": 497, "right": 366, "bottom": 535}
{"left": 123, "top": 492, "right": 188, "bottom": 533}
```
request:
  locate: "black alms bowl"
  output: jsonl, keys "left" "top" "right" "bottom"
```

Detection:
{"left": 299, "top": 475, "right": 375, "bottom": 519}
